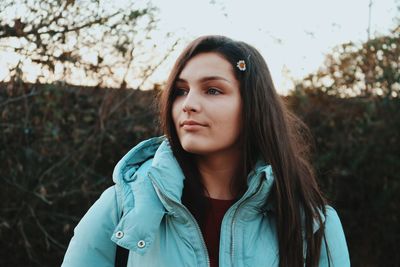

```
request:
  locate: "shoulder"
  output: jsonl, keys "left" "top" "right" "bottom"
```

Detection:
{"left": 62, "top": 186, "right": 119, "bottom": 267}
{"left": 69, "top": 187, "right": 119, "bottom": 237}
{"left": 319, "top": 206, "right": 350, "bottom": 266}
{"left": 323, "top": 206, "right": 347, "bottom": 242}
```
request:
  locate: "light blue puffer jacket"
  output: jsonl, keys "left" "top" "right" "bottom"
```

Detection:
{"left": 62, "top": 136, "right": 350, "bottom": 267}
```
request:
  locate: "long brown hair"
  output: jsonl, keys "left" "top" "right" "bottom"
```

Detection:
{"left": 159, "top": 35, "right": 328, "bottom": 267}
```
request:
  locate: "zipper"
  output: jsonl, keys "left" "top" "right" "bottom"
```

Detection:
{"left": 230, "top": 175, "right": 265, "bottom": 266}
{"left": 148, "top": 173, "right": 211, "bottom": 267}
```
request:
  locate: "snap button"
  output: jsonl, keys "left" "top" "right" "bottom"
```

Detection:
{"left": 137, "top": 240, "right": 146, "bottom": 248}
{"left": 115, "top": 231, "right": 124, "bottom": 239}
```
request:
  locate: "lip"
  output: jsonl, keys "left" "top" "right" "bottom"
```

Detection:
{"left": 180, "top": 120, "right": 207, "bottom": 131}
{"left": 181, "top": 120, "right": 207, "bottom": 127}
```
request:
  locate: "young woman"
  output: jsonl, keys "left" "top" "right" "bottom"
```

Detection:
{"left": 62, "top": 35, "right": 350, "bottom": 267}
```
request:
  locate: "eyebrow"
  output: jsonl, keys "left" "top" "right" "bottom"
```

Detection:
{"left": 176, "top": 76, "right": 232, "bottom": 84}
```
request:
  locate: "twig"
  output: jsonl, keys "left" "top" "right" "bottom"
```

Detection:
{"left": 106, "top": 39, "right": 180, "bottom": 118}
{"left": 29, "top": 206, "right": 67, "bottom": 250}
{"left": 18, "top": 219, "right": 35, "bottom": 261}
{"left": 36, "top": 128, "right": 95, "bottom": 185}
{"left": 0, "top": 91, "right": 38, "bottom": 108}
{"left": 2, "top": 176, "right": 53, "bottom": 205}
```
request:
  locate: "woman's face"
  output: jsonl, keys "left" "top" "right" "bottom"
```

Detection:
{"left": 172, "top": 52, "right": 243, "bottom": 156}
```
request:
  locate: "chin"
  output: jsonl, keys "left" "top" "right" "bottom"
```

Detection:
{"left": 181, "top": 143, "right": 208, "bottom": 155}
{"left": 179, "top": 137, "right": 211, "bottom": 155}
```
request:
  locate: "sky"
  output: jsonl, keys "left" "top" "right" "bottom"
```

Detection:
{"left": 148, "top": 0, "right": 399, "bottom": 94}
{"left": 0, "top": 0, "right": 398, "bottom": 95}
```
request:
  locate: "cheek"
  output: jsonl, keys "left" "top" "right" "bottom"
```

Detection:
{"left": 214, "top": 101, "right": 242, "bottom": 129}
{"left": 171, "top": 101, "right": 180, "bottom": 128}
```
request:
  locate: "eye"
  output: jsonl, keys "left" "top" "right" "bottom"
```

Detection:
{"left": 207, "top": 87, "right": 221, "bottom": 95}
{"left": 174, "top": 88, "right": 188, "bottom": 97}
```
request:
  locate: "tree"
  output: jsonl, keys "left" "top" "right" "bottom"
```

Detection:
{"left": 295, "top": 26, "right": 400, "bottom": 98}
{"left": 0, "top": 0, "right": 177, "bottom": 88}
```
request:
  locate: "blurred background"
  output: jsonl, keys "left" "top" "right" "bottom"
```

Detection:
{"left": 0, "top": 0, "right": 399, "bottom": 266}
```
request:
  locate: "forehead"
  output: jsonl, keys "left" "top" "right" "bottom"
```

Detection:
{"left": 178, "top": 52, "right": 236, "bottom": 82}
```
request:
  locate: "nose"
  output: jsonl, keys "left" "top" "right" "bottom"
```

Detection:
{"left": 182, "top": 90, "right": 201, "bottom": 113}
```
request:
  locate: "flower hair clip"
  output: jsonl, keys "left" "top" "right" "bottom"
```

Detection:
{"left": 236, "top": 60, "right": 246, "bottom": 71}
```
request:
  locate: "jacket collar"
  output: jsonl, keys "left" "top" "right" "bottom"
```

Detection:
{"left": 144, "top": 139, "right": 326, "bottom": 233}
{"left": 147, "top": 140, "right": 186, "bottom": 204}
{"left": 112, "top": 136, "right": 165, "bottom": 185}
{"left": 112, "top": 136, "right": 276, "bottom": 210}
{"left": 148, "top": 139, "right": 276, "bottom": 209}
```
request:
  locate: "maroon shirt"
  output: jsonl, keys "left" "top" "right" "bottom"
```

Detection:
{"left": 201, "top": 197, "right": 236, "bottom": 267}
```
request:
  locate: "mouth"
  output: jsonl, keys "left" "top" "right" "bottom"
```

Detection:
{"left": 181, "top": 120, "right": 207, "bottom": 127}
{"left": 180, "top": 120, "right": 207, "bottom": 130}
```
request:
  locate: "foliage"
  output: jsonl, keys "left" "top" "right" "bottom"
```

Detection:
{"left": 0, "top": 0, "right": 178, "bottom": 87}
{"left": 0, "top": 82, "right": 161, "bottom": 266}
{"left": 296, "top": 26, "right": 400, "bottom": 98}
{"left": 1, "top": 81, "right": 399, "bottom": 267}
{"left": 289, "top": 24, "right": 400, "bottom": 265}
{"left": 287, "top": 89, "right": 400, "bottom": 267}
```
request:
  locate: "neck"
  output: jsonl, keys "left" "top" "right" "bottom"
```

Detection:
{"left": 195, "top": 147, "right": 243, "bottom": 200}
